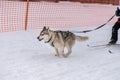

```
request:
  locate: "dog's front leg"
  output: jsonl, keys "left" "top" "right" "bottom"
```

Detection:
{"left": 54, "top": 48, "right": 60, "bottom": 57}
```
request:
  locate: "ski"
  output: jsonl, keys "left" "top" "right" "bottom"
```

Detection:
{"left": 87, "top": 44, "right": 120, "bottom": 47}
{"left": 87, "top": 44, "right": 120, "bottom": 54}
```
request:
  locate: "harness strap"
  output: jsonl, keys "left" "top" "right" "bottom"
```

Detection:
{"left": 50, "top": 32, "right": 57, "bottom": 47}
{"left": 59, "top": 31, "right": 72, "bottom": 41}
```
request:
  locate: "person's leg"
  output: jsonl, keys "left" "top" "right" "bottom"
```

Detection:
{"left": 109, "top": 22, "right": 120, "bottom": 44}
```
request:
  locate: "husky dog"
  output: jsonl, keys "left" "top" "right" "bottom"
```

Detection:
{"left": 37, "top": 26, "right": 88, "bottom": 57}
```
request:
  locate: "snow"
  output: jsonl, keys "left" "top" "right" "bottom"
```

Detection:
{"left": 0, "top": 1, "right": 120, "bottom": 80}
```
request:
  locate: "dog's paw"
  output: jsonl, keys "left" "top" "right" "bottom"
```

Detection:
{"left": 55, "top": 54, "right": 58, "bottom": 56}
{"left": 55, "top": 54, "right": 60, "bottom": 57}
{"left": 62, "top": 54, "right": 68, "bottom": 58}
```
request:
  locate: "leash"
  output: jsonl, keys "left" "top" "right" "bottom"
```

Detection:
{"left": 71, "top": 14, "right": 116, "bottom": 33}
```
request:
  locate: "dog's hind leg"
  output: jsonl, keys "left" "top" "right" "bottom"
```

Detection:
{"left": 65, "top": 45, "right": 72, "bottom": 57}
{"left": 54, "top": 48, "right": 60, "bottom": 57}
{"left": 60, "top": 47, "right": 71, "bottom": 58}
{"left": 64, "top": 40, "right": 75, "bottom": 57}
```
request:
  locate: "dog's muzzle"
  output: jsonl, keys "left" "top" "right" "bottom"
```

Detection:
{"left": 37, "top": 36, "right": 43, "bottom": 41}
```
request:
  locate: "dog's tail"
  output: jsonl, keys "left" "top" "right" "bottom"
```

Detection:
{"left": 75, "top": 35, "right": 89, "bottom": 41}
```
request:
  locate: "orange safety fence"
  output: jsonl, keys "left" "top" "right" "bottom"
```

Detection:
{"left": 0, "top": 0, "right": 117, "bottom": 32}
{"left": 0, "top": 0, "right": 26, "bottom": 32}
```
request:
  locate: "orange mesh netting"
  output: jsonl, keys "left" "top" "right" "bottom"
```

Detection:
{"left": 0, "top": 0, "right": 26, "bottom": 32}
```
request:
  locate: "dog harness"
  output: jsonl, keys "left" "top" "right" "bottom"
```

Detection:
{"left": 48, "top": 31, "right": 73, "bottom": 47}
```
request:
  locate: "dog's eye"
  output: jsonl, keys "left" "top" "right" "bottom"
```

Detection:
{"left": 40, "top": 32, "right": 48, "bottom": 36}
{"left": 40, "top": 33, "right": 44, "bottom": 35}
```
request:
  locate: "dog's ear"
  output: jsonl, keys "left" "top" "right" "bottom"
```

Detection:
{"left": 46, "top": 27, "right": 49, "bottom": 30}
{"left": 43, "top": 26, "right": 46, "bottom": 30}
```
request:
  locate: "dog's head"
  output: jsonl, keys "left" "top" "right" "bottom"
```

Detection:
{"left": 37, "top": 26, "right": 51, "bottom": 42}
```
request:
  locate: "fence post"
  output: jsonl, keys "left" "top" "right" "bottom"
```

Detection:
{"left": 25, "top": 0, "right": 29, "bottom": 30}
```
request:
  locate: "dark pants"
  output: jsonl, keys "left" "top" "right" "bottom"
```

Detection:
{"left": 111, "top": 21, "right": 120, "bottom": 42}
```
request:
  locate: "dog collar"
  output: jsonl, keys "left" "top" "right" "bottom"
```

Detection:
{"left": 45, "top": 36, "right": 52, "bottom": 43}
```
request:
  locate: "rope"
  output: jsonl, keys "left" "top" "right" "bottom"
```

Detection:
{"left": 71, "top": 14, "right": 116, "bottom": 33}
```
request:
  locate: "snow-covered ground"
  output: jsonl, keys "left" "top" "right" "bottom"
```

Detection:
{"left": 0, "top": 1, "right": 120, "bottom": 80}
{"left": 1, "top": 26, "right": 120, "bottom": 80}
